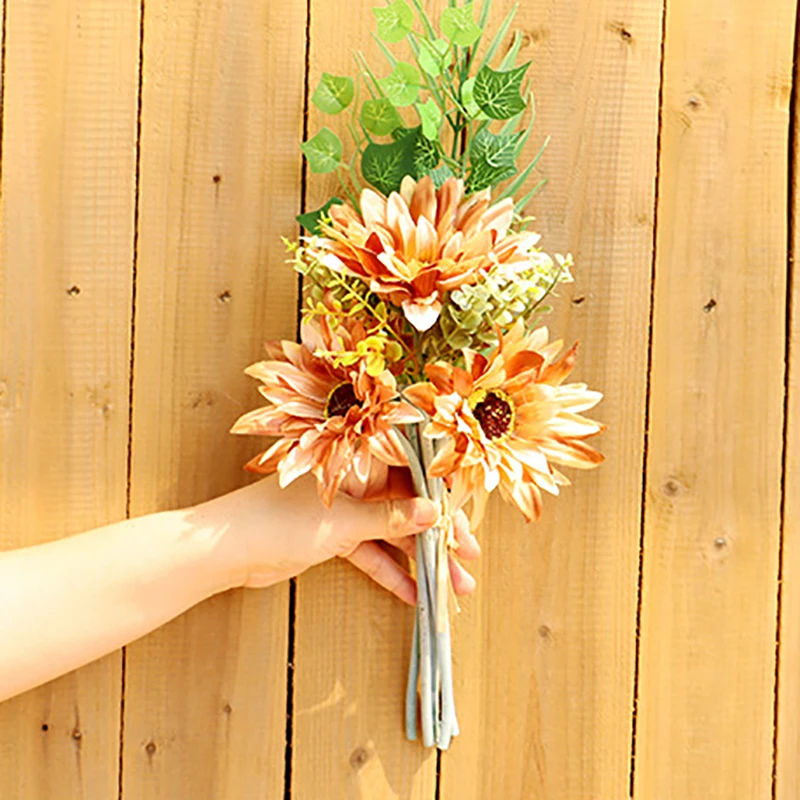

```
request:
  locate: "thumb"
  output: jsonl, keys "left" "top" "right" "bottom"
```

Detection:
{"left": 335, "top": 494, "right": 438, "bottom": 545}
{"left": 385, "top": 497, "right": 439, "bottom": 539}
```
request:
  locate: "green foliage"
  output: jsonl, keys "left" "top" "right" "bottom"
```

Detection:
{"left": 417, "top": 37, "right": 451, "bottom": 76}
{"left": 473, "top": 63, "right": 530, "bottom": 120}
{"left": 378, "top": 61, "right": 420, "bottom": 106}
{"left": 439, "top": 4, "right": 482, "bottom": 46}
{"left": 417, "top": 99, "right": 443, "bottom": 139}
{"left": 299, "top": 0, "right": 545, "bottom": 208}
{"left": 438, "top": 252, "right": 574, "bottom": 353}
{"left": 360, "top": 97, "right": 404, "bottom": 135}
{"left": 301, "top": 128, "right": 342, "bottom": 173}
{"left": 361, "top": 133, "right": 417, "bottom": 195}
{"left": 373, "top": 0, "right": 414, "bottom": 42}
{"left": 296, "top": 198, "right": 344, "bottom": 234}
{"left": 312, "top": 73, "right": 354, "bottom": 114}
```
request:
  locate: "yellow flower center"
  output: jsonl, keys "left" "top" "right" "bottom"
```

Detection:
{"left": 325, "top": 382, "right": 360, "bottom": 419}
{"left": 468, "top": 388, "right": 515, "bottom": 440}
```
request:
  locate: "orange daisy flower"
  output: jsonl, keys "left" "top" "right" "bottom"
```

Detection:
{"left": 308, "top": 175, "right": 542, "bottom": 332}
{"left": 231, "top": 320, "right": 423, "bottom": 506}
{"left": 404, "top": 320, "right": 604, "bottom": 524}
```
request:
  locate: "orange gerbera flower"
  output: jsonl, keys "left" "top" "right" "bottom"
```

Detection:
{"left": 308, "top": 175, "right": 541, "bottom": 332}
{"left": 231, "top": 321, "right": 423, "bottom": 506}
{"left": 405, "top": 320, "right": 604, "bottom": 524}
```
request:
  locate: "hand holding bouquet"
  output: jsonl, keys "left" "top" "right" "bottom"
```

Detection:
{"left": 233, "top": 0, "right": 604, "bottom": 749}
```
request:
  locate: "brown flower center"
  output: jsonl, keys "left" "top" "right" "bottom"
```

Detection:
{"left": 469, "top": 388, "right": 515, "bottom": 440}
{"left": 325, "top": 382, "right": 360, "bottom": 419}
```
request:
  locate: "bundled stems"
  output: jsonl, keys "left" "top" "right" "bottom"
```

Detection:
{"left": 398, "top": 423, "right": 458, "bottom": 749}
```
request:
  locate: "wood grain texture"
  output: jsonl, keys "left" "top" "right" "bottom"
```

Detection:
{"left": 635, "top": 0, "right": 796, "bottom": 796}
{"left": 0, "top": 1, "right": 139, "bottom": 797}
{"left": 437, "top": 2, "right": 663, "bottom": 798}
{"left": 290, "top": 2, "right": 448, "bottom": 797}
{"left": 776, "top": 11, "right": 800, "bottom": 797}
{"left": 121, "top": 1, "right": 305, "bottom": 797}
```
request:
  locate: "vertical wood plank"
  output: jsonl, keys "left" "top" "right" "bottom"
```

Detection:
{"left": 121, "top": 1, "right": 306, "bottom": 797}
{"left": 438, "top": 2, "right": 663, "bottom": 798}
{"left": 0, "top": 1, "right": 139, "bottom": 797}
{"left": 635, "top": 0, "right": 795, "bottom": 796}
{"left": 290, "top": 2, "right": 446, "bottom": 797}
{"left": 775, "top": 11, "right": 800, "bottom": 797}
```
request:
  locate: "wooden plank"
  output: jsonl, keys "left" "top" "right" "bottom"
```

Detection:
{"left": 775, "top": 13, "right": 800, "bottom": 798}
{"left": 290, "top": 2, "right": 449, "bottom": 797}
{"left": 0, "top": 1, "right": 139, "bottom": 797}
{"left": 635, "top": 0, "right": 795, "bottom": 796}
{"left": 437, "top": 1, "right": 663, "bottom": 798}
{"left": 121, "top": 1, "right": 305, "bottom": 797}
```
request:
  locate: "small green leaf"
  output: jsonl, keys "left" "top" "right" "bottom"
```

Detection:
{"left": 361, "top": 134, "right": 416, "bottom": 195}
{"left": 418, "top": 37, "right": 451, "bottom": 76}
{"left": 360, "top": 97, "right": 404, "bottom": 135}
{"left": 296, "top": 197, "right": 345, "bottom": 234}
{"left": 300, "top": 128, "right": 343, "bottom": 173}
{"left": 473, "top": 62, "right": 530, "bottom": 120}
{"left": 373, "top": 0, "right": 413, "bottom": 43}
{"left": 417, "top": 99, "right": 442, "bottom": 139}
{"left": 470, "top": 128, "right": 521, "bottom": 169}
{"left": 378, "top": 61, "right": 420, "bottom": 107}
{"left": 428, "top": 163, "right": 455, "bottom": 188}
{"left": 311, "top": 73, "right": 354, "bottom": 114}
{"left": 413, "top": 130, "right": 440, "bottom": 174}
{"left": 439, "top": 3, "right": 482, "bottom": 47}
{"left": 461, "top": 77, "right": 488, "bottom": 120}
{"left": 466, "top": 130, "right": 520, "bottom": 192}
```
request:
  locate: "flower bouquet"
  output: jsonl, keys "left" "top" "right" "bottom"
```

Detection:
{"left": 232, "top": 0, "right": 604, "bottom": 749}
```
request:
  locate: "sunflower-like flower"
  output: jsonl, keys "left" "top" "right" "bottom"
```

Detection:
{"left": 306, "top": 175, "right": 541, "bottom": 332}
{"left": 231, "top": 320, "right": 423, "bottom": 506}
{"left": 404, "top": 320, "right": 604, "bottom": 525}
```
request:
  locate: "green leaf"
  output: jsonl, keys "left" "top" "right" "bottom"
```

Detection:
{"left": 470, "top": 128, "right": 521, "bottom": 169}
{"left": 499, "top": 30, "right": 524, "bottom": 70}
{"left": 428, "top": 163, "right": 455, "bottom": 188}
{"left": 412, "top": 129, "right": 441, "bottom": 173}
{"left": 477, "top": 2, "right": 518, "bottom": 70}
{"left": 296, "top": 197, "right": 345, "bottom": 234}
{"left": 417, "top": 99, "right": 443, "bottom": 139}
{"left": 440, "top": 3, "right": 482, "bottom": 46}
{"left": 473, "top": 62, "right": 530, "bottom": 120}
{"left": 418, "top": 37, "right": 451, "bottom": 76}
{"left": 300, "top": 128, "right": 343, "bottom": 173}
{"left": 461, "top": 77, "right": 488, "bottom": 120}
{"left": 466, "top": 129, "right": 519, "bottom": 192}
{"left": 378, "top": 61, "right": 420, "bottom": 106}
{"left": 361, "top": 134, "right": 417, "bottom": 195}
{"left": 373, "top": 0, "right": 413, "bottom": 43}
{"left": 311, "top": 73, "right": 354, "bottom": 114}
{"left": 360, "top": 97, "right": 404, "bottom": 135}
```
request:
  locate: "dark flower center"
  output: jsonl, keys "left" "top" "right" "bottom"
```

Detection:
{"left": 325, "top": 382, "right": 360, "bottom": 419}
{"left": 470, "top": 389, "right": 515, "bottom": 440}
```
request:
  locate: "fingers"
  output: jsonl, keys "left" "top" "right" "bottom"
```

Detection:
{"left": 451, "top": 510, "right": 480, "bottom": 560}
{"left": 345, "top": 542, "right": 417, "bottom": 606}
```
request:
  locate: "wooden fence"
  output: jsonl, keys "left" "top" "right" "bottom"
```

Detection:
{"left": 0, "top": 0, "right": 798, "bottom": 797}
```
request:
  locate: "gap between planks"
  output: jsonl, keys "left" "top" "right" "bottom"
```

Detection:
{"left": 771, "top": 0, "right": 800, "bottom": 796}
{"left": 628, "top": 0, "right": 669, "bottom": 796}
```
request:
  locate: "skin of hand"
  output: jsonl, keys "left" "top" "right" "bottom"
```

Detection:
{"left": 206, "top": 474, "right": 480, "bottom": 603}
{"left": 0, "top": 474, "right": 478, "bottom": 703}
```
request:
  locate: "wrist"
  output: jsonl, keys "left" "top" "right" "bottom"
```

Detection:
{"left": 170, "top": 504, "right": 248, "bottom": 597}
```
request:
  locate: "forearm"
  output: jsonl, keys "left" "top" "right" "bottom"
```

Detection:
{"left": 0, "top": 506, "right": 232, "bottom": 703}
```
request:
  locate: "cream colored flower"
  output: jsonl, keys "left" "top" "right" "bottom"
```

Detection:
{"left": 306, "top": 175, "right": 541, "bottom": 332}
{"left": 231, "top": 320, "right": 422, "bottom": 506}
{"left": 405, "top": 320, "right": 604, "bottom": 524}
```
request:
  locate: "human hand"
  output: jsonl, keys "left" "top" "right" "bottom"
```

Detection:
{"left": 195, "top": 474, "right": 480, "bottom": 604}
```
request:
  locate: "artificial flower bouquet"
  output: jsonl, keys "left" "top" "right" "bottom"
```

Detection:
{"left": 232, "top": 0, "right": 604, "bottom": 749}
